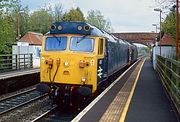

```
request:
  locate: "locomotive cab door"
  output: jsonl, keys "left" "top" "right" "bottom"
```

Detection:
{"left": 97, "top": 38, "right": 107, "bottom": 84}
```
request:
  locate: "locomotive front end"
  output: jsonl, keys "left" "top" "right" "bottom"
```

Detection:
{"left": 41, "top": 35, "right": 98, "bottom": 94}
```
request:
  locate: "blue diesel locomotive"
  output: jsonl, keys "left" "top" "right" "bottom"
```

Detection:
{"left": 37, "top": 21, "right": 138, "bottom": 105}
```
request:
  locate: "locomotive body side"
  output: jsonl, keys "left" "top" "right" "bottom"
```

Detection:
{"left": 106, "top": 39, "right": 129, "bottom": 77}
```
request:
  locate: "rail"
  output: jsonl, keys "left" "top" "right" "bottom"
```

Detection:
{"left": 156, "top": 55, "right": 180, "bottom": 114}
{"left": 0, "top": 88, "right": 47, "bottom": 116}
{"left": 0, "top": 54, "right": 33, "bottom": 72}
{"left": 31, "top": 106, "right": 57, "bottom": 122}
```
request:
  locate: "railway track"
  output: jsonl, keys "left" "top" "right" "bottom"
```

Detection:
{"left": 0, "top": 87, "right": 47, "bottom": 116}
{"left": 31, "top": 105, "right": 57, "bottom": 122}
{"left": 30, "top": 62, "right": 138, "bottom": 122}
{"left": 31, "top": 60, "right": 141, "bottom": 122}
{"left": 0, "top": 59, "right": 142, "bottom": 121}
{"left": 31, "top": 105, "right": 77, "bottom": 122}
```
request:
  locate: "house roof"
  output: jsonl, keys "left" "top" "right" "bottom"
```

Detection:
{"left": 159, "top": 33, "right": 174, "bottom": 46}
{"left": 19, "top": 32, "right": 43, "bottom": 45}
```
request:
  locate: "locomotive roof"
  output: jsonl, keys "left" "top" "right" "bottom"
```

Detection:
{"left": 47, "top": 21, "right": 115, "bottom": 38}
{"left": 47, "top": 21, "right": 132, "bottom": 44}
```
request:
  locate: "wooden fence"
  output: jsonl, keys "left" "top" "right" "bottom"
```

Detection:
{"left": 156, "top": 55, "right": 180, "bottom": 114}
{"left": 0, "top": 54, "right": 33, "bottom": 72}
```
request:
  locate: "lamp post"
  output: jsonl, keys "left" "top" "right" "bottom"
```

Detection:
{"left": 17, "top": 11, "right": 24, "bottom": 68}
{"left": 152, "top": 24, "right": 158, "bottom": 33}
{"left": 175, "top": 0, "right": 179, "bottom": 61}
{"left": 154, "top": 8, "right": 162, "bottom": 56}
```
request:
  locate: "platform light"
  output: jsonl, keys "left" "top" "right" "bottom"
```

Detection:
{"left": 152, "top": 24, "right": 158, "bottom": 33}
{"left": 154, "top": 8, "right": 162, "bottom": 56}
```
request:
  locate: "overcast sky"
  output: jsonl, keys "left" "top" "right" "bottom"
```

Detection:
{"left": 21, "top": 0, "right": 161, "bottom": 33}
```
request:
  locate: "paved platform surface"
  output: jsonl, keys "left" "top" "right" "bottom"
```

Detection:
{"left": 72, "top": 60, "right": 140, "bottom": 122}
{"left": 125, "top": 59, "right": 178, "bottom": 122}
{"left": 0, "top": 68, "right": 40, "bottom": 80}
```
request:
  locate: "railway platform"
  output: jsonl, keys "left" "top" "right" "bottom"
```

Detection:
{"left": 72, "top": 58, "right": 179, "bottom": 122}
{"left": 0, "top": 68, "right": 39, "bottom": 80}
{"left": 0, "top": 68, "right": 40, "bottom": 95}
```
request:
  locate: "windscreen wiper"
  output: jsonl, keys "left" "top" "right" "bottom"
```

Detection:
{"left": 53, "top": 36, "right": 61, "bottom": 46}
{"left": 76, "top": 35, "right": 87, "bottom": 44}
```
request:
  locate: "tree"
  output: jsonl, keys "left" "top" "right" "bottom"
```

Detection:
{"left": 0, "top": 15, "right": 16, "bottom": 54}
{"left": 162, "top": 8, "right": 180, "bottom": 40}
{"left": 86, "top": 10, "right": 112, "bottom": 32}
{"left": 155, "top": 0, "right": 175, "bottom": 11}
{"left": 28, "top": 9, "right": 52, "bottom": 34}
{"left": 62, "top": 7, "right": 85, "bottom": 22}
{"left": 10, "top": 0, "right": 30, "bottom": 38}
{"left": 54, "top": 3, "right": 63, "bottom": 21}
{"left": 139, "top": 47, "right": 150, "bottom": 55}
{"left": 0, "top": 0, "right": 19, "bottom": 54}
{"left": 0, "top": 0, "right": 18, "bottom": 13}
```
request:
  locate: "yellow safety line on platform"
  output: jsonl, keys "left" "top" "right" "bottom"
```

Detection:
{"left": 119, "top": 58, "right": 146, "bottom": 122}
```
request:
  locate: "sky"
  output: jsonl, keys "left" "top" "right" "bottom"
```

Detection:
{"left": 21, "top": 0, "right": 161, "bottom": 33}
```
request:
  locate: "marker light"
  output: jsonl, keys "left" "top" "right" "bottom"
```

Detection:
{"left": 58, "top": 25, "right": 63, "bottom": 30}
{"left": 48, "top": 58, "right": 53, "bottom": 65}
{"left": 56, "top": 58, "right": 60, "bottom": 65}
{"left": 77, "top": 26, "right": 82, "bottom": 30}
{"left": 50, "top": 24, "right": 56, "bottom": 31}
{"left": 47, "top": 58, "right": 53, "bottom": 69}
{"left": 79, "top": 60, "right": 85, "bottom": 68}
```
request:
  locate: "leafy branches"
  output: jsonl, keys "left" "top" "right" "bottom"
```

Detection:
{"left": 62, "top": 7, "right": 85, "bottom": 22}
{"left": 155, "top": 0, "right": 180, "bottom": 40}
{"left": 28, "top": 9, "right": 52, "bottom": 34}
{"left": 86, "top": 10, "right": 111, "bottom": 32}
{"left": 0, "top": 1, "right": 113, "bottom": 54}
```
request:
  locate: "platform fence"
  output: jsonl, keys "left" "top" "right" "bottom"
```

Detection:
{"left": 156, "top": 55, "right": 180, "bottom": 115}
{"left": 0, "top": 54, "right": 33, "bottom": 72}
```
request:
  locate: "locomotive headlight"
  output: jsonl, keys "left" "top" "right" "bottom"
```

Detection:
{"left": 84, "top": 25, "right": 90, "bottom": 31}
{"left": 81, "top": 77, "right": 86, "bottom": 83}
{"left": 64, "top": 61, "right": 69, "bottom": 67}
{"left": 50, "top": 24, "right": 56, "bottom": 31}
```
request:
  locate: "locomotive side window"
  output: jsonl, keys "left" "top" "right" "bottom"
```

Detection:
{"left": 45, "top": 37, "right": 67, "bottom": 51}
{"left": 98, "top": 38, "right": 104, "bottom": 55}
{"left": 70, "top": 37, "right": 94, "bottom": 52}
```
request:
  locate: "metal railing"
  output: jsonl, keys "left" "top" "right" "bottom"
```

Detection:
{"left": 156, "top": 55, "right": 180, "bottom": 114}
{"left": 0, "top": 54, "right": 33, "bottom": 72}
